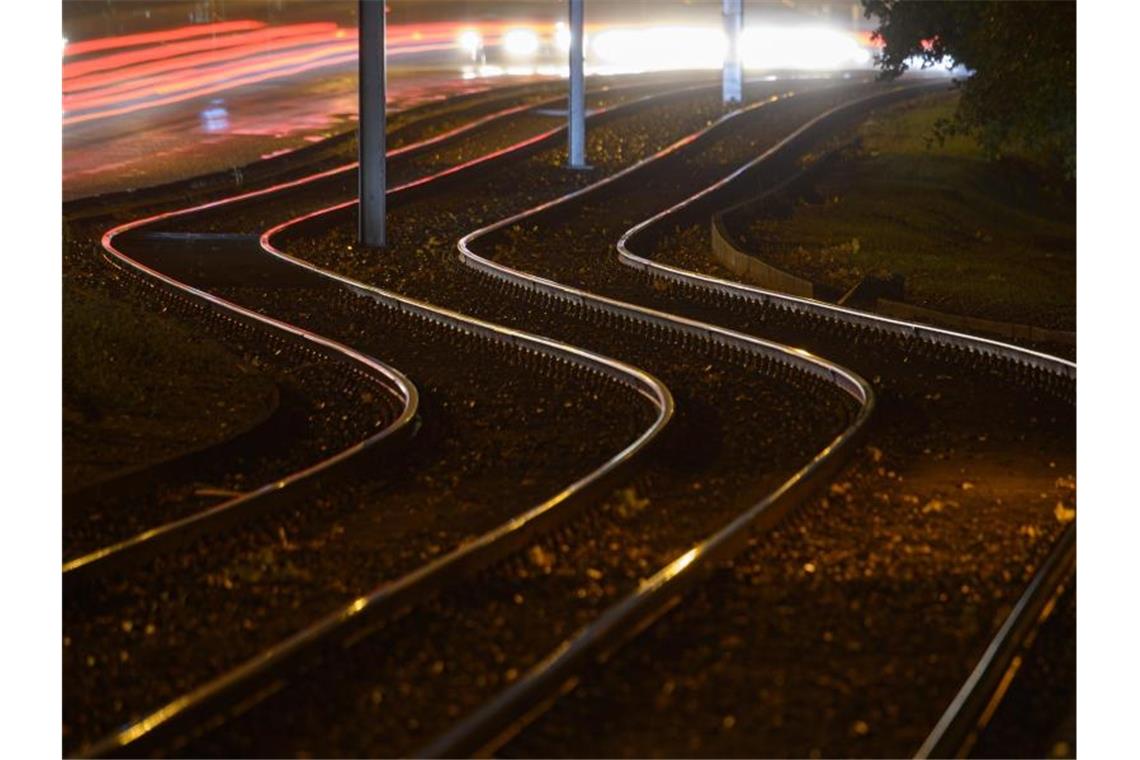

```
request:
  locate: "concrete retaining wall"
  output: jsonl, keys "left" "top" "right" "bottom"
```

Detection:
{"left": 709, "top": 214, "right": 815, "bottom": 298}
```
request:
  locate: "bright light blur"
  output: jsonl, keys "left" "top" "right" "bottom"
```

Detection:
{"left": 742, "top": 26, "right": 871, "bottom": 70}
{"left": 457, "top": 29, "right": 482, "bottom": 56}
{"left": 63, "top": 17, "right": 883, "bottom": 128}
{"left": 904, "top": 54, "right": 960, "bottom": 74}
{"left": 199, "top": 99, "right": 229, "bottom": 132}
{"left": 502, "top": 27, "right": 540, "bottom": 57}
{"left": 554, "top": 21, "right": 571, "bottom": 52}
{"left": 588, "top": 24, "right": 874, "bottom": 74}
{"left": 592, "top": 26, "right": 725, "bottom": 72}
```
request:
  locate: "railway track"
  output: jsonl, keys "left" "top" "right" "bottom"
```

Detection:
{"left": 63, "top": 81, "right": 604, "bottom": 580}
{"left": 66, "top": 73, "right": 720, "bottom": 585}
{"left": 445, "top": 80, "right": 1074, "bottom": 756}
{"left": 61, "top": 300, "right": 409, "bottom": 570}
{"left": 62, "top": 228, "right": 420, "bottom": 590}
{"left": 66, "top": 77, "right": 866, "bottom": 756}
{"left": 608, "top": 84, "right": 1078, "bottom": 755}
{"left": 104, "top": 78, "right": 880, "bottom": 757}
{"left": 64, "top": 76, "right": 644, "bottom": 548}
{"left": 66, "top": 74, "right": 1073, "bottom": 756}
{"left": 66, "top": 84, "right": 678, "bottom": 755}
{"left": 157, "top": 77, "right": 731, "bottom": 238}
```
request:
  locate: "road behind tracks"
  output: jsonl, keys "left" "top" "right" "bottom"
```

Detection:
{"left": 62, "top": 76, "right": 622, "bottom": 222}
{"left": 160, "top": 80, "right": 867, "bottom": 756}
{"left": 63, "top": 90, "right": 671, "bottom": 752}
{"left": 153, "top": 77, "right": 703, "bottom": 236}
{"left": 455, "top": 84, "right": 1076, "bottom": 756}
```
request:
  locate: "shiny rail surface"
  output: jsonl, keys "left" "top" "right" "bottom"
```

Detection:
{"left": 75, "top": 76, "right": 1073, "bottom": 758}
{"left": 609, "top": 82, "right": 1078, "bottom": 758}
{"left": 65, "top": 79, "right": 646, "bottom": 584}
{"left": 77, "top": 89, "right": 677, "bottom": 759}
{"left": 916, "top": 524, "right": 1076, "bottom": 759}
{"left": 432, "top": 81, "right": 1075, "bottom": 756}
{"left": 67, "top": 80, "right": 612, "bottom": 579}
{"left": 420, "top": 92, "right": 875, "bottom": 760}
{"left": 248, "top": 79, "right": 876, "bottom": 758}
{"left": 617, "top": 84, "right": 1075, "bottom": 380}
{"left": 62, "top": 219, "right": 419, "bottom": 586}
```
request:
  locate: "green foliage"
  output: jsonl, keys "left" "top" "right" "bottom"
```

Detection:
{"left": 862, "top": 0, "right": 1075, "bottom": 178}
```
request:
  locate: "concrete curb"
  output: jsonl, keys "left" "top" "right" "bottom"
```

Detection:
{"left": 710, "top": 212, "right": 816, "bottom": 297}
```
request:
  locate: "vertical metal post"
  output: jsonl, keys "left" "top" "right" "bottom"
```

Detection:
{"left": 722, "top": 0, "right": 743, "bottom": 104}
{"left": 358, "top": 0, "right": 386, "bottom": 248}
{"left": 568, "top": 0, "right": 586, "bottom": 168}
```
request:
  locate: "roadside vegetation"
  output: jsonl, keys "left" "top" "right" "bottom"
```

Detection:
{"left": 864, "top": 0, "right": 1075, "bottom": 178}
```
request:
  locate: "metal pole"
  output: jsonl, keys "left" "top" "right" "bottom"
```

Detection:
{"left": 722, "top": 0, "right": 743, "bottom": 105}
{"left": 358, "top": 0, "right": 386, "bottom": 247}
{"left": 568, "top": 0, "right": 586, "bottom": 168}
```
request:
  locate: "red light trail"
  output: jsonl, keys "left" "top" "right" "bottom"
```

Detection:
{"left": 64, "top": 22, "right": 340, "bottom": 81}
{"left": 64, "top": 28, "right": 352, "bottom": 109}
{"left": 62, "top": 20, "right": 532, "bottom": 127}
{"left": 63, "top": 19, "right": 267, "bottom": 57}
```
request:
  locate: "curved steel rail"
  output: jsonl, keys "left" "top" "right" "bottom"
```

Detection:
{"left": 65, "top": 78, "right": 672, "bottom": 583}
{"left": 607, "top": 81, "right": 1078, "bottom": 757}
{"left": 425, "top": 88, "right": 879, "bottom": 758}
{"left": 78, "top": 93, "right": 677, "bottom": 760}
{"left": 63, "top": 220, "right": 419, "bottom": 586}
{"left": 617, "top": 84, "right": 1076, "bottom": 380}
{"left": 916, "top": 524, "right": 1076, "bottom": 759}
{"left": 84, "top": 76, "right": 885, "bottom": 757}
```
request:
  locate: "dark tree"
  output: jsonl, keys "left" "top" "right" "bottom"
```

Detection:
{"left": 863, "top": 0, "right": 1075, "bottom": 177}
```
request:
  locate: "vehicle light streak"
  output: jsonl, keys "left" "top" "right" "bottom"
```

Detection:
{"left": 63, "top": 19, "right": 267, "bottom": 57}
{"left": 63, "top": 23, "right": 475, "bottom": 125}
{"left": 69, "top": 42, "right": 358, "bottom": 110}
{"left": 64, "top": 24, "right": 345, "bottom": 94}
{"left": 503, "top": 27, "right": 540, "bottom": 57}
{"left": 64, "top": 22, "right": 337, "bottom": 80}
{"left": 64, "top": 49, "right": 358, "bottom": 126}
{"left": 63, "top": 19, "right": 565, "bottom": 126}
{"left": 458, "top": 29, "right": 482, "bottom": 56}
{"left": 63, "top": 18, "right": 878, "bottom": 129}
{"left": 64, "top": 29, "right": 353, "bottom": 107}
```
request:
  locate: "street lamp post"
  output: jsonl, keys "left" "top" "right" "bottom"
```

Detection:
{"left": 568, "top": 0, "right": 587, "bottom": 168}
{"left": 723, "top": 0, "right": 743, "bottom": 104}
{"left": 358, "top": 0, "right": 386, "bottom": 248}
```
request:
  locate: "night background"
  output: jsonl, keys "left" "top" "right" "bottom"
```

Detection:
{"left": 49, "top": 1, "right": 1083, "bottom": 757}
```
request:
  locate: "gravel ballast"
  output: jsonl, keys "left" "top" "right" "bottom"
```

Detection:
{"left": 174, "top": 79, "right": 865, "bottom": 756}
{"left": 66, "top": 77, "right": 1072, "bottom": 757}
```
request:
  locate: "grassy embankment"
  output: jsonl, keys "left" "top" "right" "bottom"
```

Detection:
{"left": 740, "top": 92, "right": 1075, "bottom": 330}
{"left": 63, "top": 276, "right": 277, "bottom": 492}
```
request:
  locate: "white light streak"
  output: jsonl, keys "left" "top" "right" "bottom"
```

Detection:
{"left": 457, "top": 29, "right": 482, "bottom": 56}
{"left": 502, "top": 27, "right": 540, "bottom": 58}
{"left": 586, "top": 23, "right": 875, "bottom": 75}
